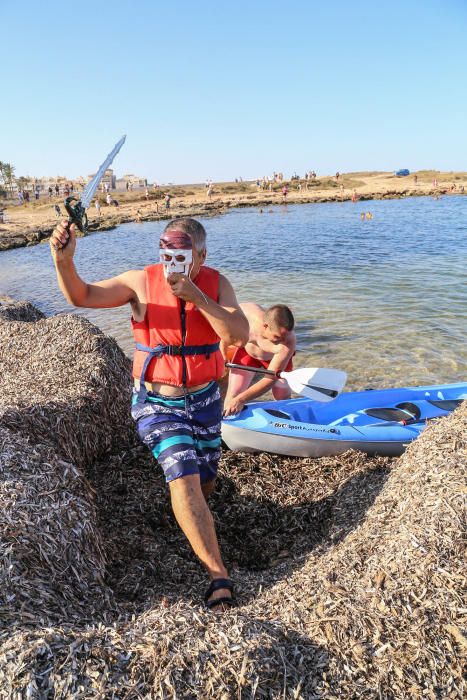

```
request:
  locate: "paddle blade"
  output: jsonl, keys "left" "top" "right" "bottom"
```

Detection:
{"left": 280, "top": 367, "right": 347, "bottom": 401}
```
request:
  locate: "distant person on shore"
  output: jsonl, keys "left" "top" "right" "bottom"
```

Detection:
{"left": 223, "top": 303, "right": 296, "bottom": 416}
{"left": 55, "top": 184, "right": 59, "bottom": 196}
{"left": 106, "top": 193, "right": 112, "bottom": 206}
{"left": 207, "top": 185, "right": 213, "bottom": 200}
{"left": 145, "top": 188, "right": 150, "bottom": 201}
{"left": 414, "top": 174, "right": 418, "bottom": 185}
{"left": 95, "top": 199, "right": 101, "bottom": 216}
{"left": 351, "top": 189, "right": 357, "bottom": 203}
{"left": 48, "top": 186, "right": 53, "bottom": 198}
{"left": 49, "top": 216, "right": 248, "bottom": 613}
{"left": 281, "top": 185, "right": 288, "bottom": 201}
{"left": 164, "top": 193, "right": 172, "bottom": 210}
{"left": 54, "top": 204, "right": 62, "bottom": 218}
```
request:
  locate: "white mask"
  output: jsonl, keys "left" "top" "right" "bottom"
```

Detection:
{"left": 159, "top": 248, "right": 193, "bottom": 278}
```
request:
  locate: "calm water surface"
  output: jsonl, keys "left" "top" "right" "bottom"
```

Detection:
{"left": 1, "top": 196, "right": 466, "bottom": 390}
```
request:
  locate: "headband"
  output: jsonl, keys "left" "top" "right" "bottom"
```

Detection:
{"left": 160, "top": 229, "right": 193, "bottom": 250}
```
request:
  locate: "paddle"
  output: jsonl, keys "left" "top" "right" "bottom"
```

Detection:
{"left": 225, "top": 363, "right": 347, "bottom": 402}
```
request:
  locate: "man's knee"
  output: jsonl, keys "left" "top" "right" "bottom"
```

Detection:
{"left": 168, "top": 472, "right": 202, "bottom": 495}
{"left": 272, "top": 381, "right": 291, "bottom": 401}
{"left": 201, "top": 479, "right": 216, "bottom": 499}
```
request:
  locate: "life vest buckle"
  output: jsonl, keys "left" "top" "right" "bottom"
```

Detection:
{"left": 166, "top": 345, "right": 183, "bottom": 356}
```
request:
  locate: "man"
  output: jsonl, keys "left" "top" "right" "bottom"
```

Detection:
{"left": 223, "top": 303, "right": 296, "bottom": 416}
{"left": 49, "top": 217, "right": 249, "bottom": 612}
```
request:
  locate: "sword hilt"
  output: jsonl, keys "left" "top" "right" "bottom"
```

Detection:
{"left": 64, "top": 196, "right": 88, "bottom": 234}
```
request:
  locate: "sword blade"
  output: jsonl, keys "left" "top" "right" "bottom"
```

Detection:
{"left": 80, "top": 135, "right": 126, "bottom": 209}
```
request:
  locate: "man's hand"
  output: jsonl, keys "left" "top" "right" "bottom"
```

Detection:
{"left": 50, "top": 220, "right": 77, "bottom": 262}
{"left": 167, "top": 272, "right": 206, "bottom": 305}
{"left": 223, "top": 396, "right": 245, "bottom": 417}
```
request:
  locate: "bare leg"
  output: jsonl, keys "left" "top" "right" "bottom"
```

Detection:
{"left": 272, "top": 378, "right": 292, "bottom": 401}
{"left": 201, "top": 479, "right": 216, "bottom": 500}
{"left": 169, "top": 474, "right": 231, "bottom": 610}
{"left": 224, "top": 367, "right": 253, "bottom": 405}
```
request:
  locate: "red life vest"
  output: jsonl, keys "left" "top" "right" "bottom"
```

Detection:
{"left": 131, "top": 263, "right": 225, "bottom": 387}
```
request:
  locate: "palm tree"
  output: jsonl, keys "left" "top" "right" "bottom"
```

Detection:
{"left": 0, "top": 162, "right": 16, "bottom": 195}
{"left": 0, "top": 162, "right": 5, "bottom": 198}
{"left": 16, "top": 176, "right": 31, "bottom": 192}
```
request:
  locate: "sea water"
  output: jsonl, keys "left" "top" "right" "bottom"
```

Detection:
{"left": 1, "top": 195, "right": 466, "bottom": 390}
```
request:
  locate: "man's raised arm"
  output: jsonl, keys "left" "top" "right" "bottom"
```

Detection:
{"left": 50, "top": 221, "right": 137, "bottom": 309}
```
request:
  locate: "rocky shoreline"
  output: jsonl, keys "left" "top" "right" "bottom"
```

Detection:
{"left": 0, "top": 185, "right": 456, "bottom": 252}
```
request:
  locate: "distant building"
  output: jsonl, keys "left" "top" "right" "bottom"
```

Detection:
{"left": 34, "top": 176, "right": 69, "bottom": 192}
{"left": 116, "top": 174, "right": 147, "bottom": 191}
{"left": 87, "top": 168, "right": 116, "bottom": 190}
{"left": 7, "top": 168, "right": 146, "bottom": 198}
{"left": 8, "top": 175, "right": 69, "bottom": 195}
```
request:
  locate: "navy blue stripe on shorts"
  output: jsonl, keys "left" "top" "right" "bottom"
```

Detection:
{"left": 131, "top": 381, "right": 222, "bottom": 484}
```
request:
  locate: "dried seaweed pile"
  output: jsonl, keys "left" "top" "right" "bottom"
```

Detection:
{"left": 0, "top": 298, "right": 134, "bottom": 467}
{"left": 252, "top": 401, "right": 466, "bottom": 698}
{"left": 0, "top": 426, "right": 112, "bottom": 626}
{"left": 0, "top": 299, "right": 465, "bottom": 698}
{"left": 0, "top": 298, "right": 133, "bottom": 629}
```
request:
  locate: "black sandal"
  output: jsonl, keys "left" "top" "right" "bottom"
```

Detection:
{"left": 204, "top": 578, "right": 235, "bottom": 611}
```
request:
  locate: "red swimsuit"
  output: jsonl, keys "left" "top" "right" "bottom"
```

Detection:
{"left": 231, "top": 346, "right": 293, "bottom": 372}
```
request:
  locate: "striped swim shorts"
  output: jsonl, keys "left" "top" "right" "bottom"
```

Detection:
{"left": 131, "top": 381, "right": 222, "bottom": 484}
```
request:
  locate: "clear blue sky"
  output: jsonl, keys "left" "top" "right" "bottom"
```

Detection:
{"left": 1, "top": 0, "right": 466, "bottom": 183}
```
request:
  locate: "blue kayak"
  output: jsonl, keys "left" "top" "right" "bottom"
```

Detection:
{"left": 222, "top": 382, "right": 466, "bottom": 457}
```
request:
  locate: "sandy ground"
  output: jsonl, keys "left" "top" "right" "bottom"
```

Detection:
{"left": 0, "top": 170, "right": 466, "bottom": 251}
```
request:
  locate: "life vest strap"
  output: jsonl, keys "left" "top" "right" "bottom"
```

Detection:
{"left": 135, "top": 342, "right": 220, "bottom": 358}
{"left": 135, "top": 341, "right": 220, "bottom": 401}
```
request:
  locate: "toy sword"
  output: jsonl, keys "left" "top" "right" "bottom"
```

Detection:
{"left": 64, "top": 135, "right": 126, "bottom": 233}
